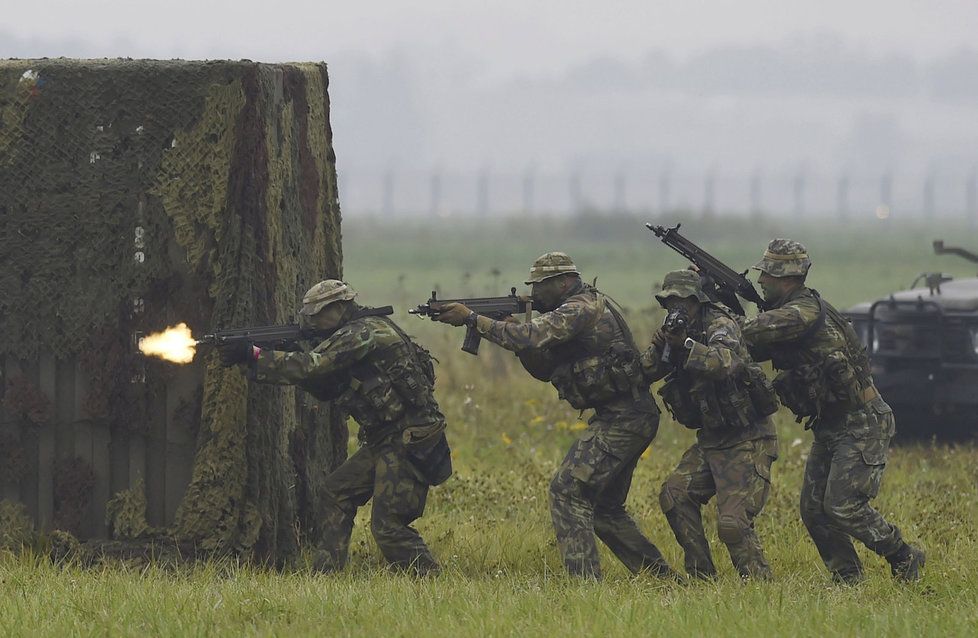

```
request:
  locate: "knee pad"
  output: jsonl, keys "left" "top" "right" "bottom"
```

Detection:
{"left": 717, "top": 515, "right": 746, "bottom": 545}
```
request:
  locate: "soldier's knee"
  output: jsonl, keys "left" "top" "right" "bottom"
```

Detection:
{"left": 549, "top": 469, "right": 579, "bottom": 502}
{"left": 717, "top": 514, "right": 748, "bottom": 545}
{"left": 823, "top": 492, "right": 861, "bottom": 526}
{"left": 370, "top": 515, "right": 403, "bottom": 545}
{"left": 659, "top": 477, "right": 684, "bottom": 514}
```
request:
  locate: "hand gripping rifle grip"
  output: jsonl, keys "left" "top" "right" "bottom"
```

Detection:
{"left": 461, "top": 326, "right": 482, "bottom": 355}
{"left": 661, "top": 342, "right": 673, "bottom": 364}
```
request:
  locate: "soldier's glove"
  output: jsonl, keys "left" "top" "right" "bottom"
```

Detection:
{"left": 218, "top": 341, "right": 255, "bottom": 366}
{"left": 434, "top": 302, "right": 474, "bottom": 327}
{"left": 651, "top": 328, "right": 667, "bottom": 350}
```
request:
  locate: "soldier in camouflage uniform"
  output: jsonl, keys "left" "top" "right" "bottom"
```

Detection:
{"left": 741, "top": 240, "right": 925, "bottom": 583}
{"left": 435, "top": 253, "right": 673, "bottom": 580}
{"left": 218, "top": 280, "right": 451, "bottom": 575}
{"left": 643, "top": 270, "right": 780, "bottom": 580}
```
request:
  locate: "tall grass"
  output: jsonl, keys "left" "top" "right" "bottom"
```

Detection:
{"left": 2, "top": 215, "right": 976, "bottom": 636}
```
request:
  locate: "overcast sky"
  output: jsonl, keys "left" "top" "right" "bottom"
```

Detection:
{"left": 5, "top": 1, "right": 978, "bottom": 215}
{"left": 6, "top": 1, "right": 977, "bottom": 75}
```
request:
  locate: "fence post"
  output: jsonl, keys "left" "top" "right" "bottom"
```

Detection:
{"left": 569, "top": 172, "right": 582, "bottom": 213}
{"left": 429, "top": 169, "right": 442, "bottom": 217}
{"left": 658, "top": 166, "right": 671, "bottom": 214}
{"left": 967, "top": 169, "right": 976, "bottom": 229}
{"left": 382, "top": 168, "right": 394, "bottom": 216}
{"left": 703, "top": 167, "right": 716, "bottom": 217}
{"left": 522, "top": 166, "right": 535, "bottom": 215}
{"left": 836, "top": 173, "right": 849, "bottom": 220}
{"left": 793, "top": 168, "right": 806, "bottom": 217}
{"left": 750, "top": 170, "right": 762, "bottom": 215}
{"left": 476, "top": 167, "right": 489, "bottom": 217}
{"left": 923, "top": 172, "right": 935, "bottom": 220}
{"left": 613, "top": 170, "right": 626, "bottom": 213}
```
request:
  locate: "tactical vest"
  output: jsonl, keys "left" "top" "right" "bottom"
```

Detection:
{"left": 767, "top": 289, "right": 874, "bottom": 422}
{"left": 307, "top": 316, "right": 439, "bottom": 443}
{"left": 546, "top": 287, "right": 650, "bottom": 410}
{"left": 658, "top": 306, "right": 778, "bottom": 430}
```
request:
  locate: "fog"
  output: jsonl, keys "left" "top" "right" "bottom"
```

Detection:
{"left": 4, "top": 1, "right": 978, "bottom": 217}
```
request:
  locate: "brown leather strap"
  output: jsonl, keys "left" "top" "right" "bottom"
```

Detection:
{"left": 860, "top": 385, "right": 880, "bottom": 403}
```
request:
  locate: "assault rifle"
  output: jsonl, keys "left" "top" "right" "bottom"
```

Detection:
{"left": 646, "top": 223, "right": 769, "bottom": 315}
{"left": 198, "top": 306, "right": 395, "bottom": 350}
{"left": 410, "top": 288, "right": 531, "bottom": 355}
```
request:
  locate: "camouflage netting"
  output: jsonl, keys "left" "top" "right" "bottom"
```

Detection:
{"left": 0, "top": 500, "right": 34, "bottom": 552}
{"left": 0, "top": 59, "right": 347, "bottom": 562}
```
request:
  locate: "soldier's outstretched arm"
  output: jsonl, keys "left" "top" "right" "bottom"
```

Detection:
{"left": 741, "top": 297, "right": 820, "bottom": 349}
{"left": 684, "top": 314, "right": 745, "bottom": 379}
{"left": 252, "top": 323, "right": 381, "bottom": 385}
{"left": 474, "top": 296, "right": 602, "bottom": 353}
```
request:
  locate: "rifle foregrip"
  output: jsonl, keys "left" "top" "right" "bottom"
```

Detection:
{"left": 461, "top": 327, "right": 482, "bottom": 355}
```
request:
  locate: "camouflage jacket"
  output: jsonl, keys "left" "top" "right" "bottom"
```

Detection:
{"left": 253, "top": 312, "right": 444, "bottom": 444}
{"left": 476, "top": 282, "right": 653, "bottom": 411}
{"left": 642, "top": 305, "right": 777, "bottom": 449}
{"left": 742, "top": 287, "right": 876, "bottom": 422}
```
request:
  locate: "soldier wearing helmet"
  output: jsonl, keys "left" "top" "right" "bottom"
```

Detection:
{"left": 218, "top": 279, "right": 450, "bottom": 576}
{"left": 435, "top": 253, "right": 674, "bottom": 580}
{"left": 742, "top": 240, "right": 925, "bottom": 583}
{"left": 643, "top": 270, "right": 779, "bottom": 580}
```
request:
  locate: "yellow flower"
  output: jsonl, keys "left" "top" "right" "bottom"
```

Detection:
{"left": 570, "top": 421, "right": 588, "bottom": 432}
{"left": 640, "top": 445, "right": 652, "bottom": 460}
{"left": 501, "top": 432, "right": 513, "bottom": 446}
{"left": 529, "top": 415, "right": 545, "bottom": 426}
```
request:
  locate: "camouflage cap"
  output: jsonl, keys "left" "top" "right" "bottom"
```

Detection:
{"left": 525, "top": 252, "right": 580, "bottom": 284}
{"left": 654, "top": 269, "right": 711, "bottom": 306}
{"left": 752, "top": 238, "right": 812, "bottom": 277}
{"left": 298, "top": 280, "right": 357, "bottom": 316}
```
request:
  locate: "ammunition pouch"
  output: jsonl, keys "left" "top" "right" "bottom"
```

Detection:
{"left": 551, "top": 343, "right": 645, "bottom": 410}
{"left": 822, "top": 351, "right": 861, "bottom": 406}
{"left": 403, "top": 422, "right": 453, "bottom": 486}
{"left": 658, "top": 376, "right": 702, "bottom": 429}
{"left": 744, "top": 364, "right": 780, "bottom": 418}
{"left": 773, "top": 364, "right": 822, "bottom": 419}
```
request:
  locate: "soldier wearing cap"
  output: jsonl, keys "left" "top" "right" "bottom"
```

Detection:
{"left": 435, "top": 253, "right": 674, "bottom": 580}
{"left": 218, "top": 279, "right": 451, "bottom": 575}
{"left": 642, "top": 270, "right": 779, "bottom": 580}
{"left": 742, "top": 239, "right": 925, "bottom": 583}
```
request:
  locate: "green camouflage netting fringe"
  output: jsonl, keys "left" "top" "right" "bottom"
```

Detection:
{"left": 0, "top": 499, "right": 34, "bottom": 552}
{"left": 105, "top": 480, "right": 158, "bottom": 541}
{"left": 0, "top": 59, "right": 346, "bottom": 561}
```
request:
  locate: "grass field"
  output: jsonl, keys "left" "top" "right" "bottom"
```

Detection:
{"left": 3, "top": 214, "right": 978, "bottom": 636}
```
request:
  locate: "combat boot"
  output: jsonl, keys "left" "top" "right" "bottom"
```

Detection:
{"left": 886, "top": 543, "right": 925, "bottom": 582}
{"left": 830, "top": 569, "right": 863, "bottom": 586}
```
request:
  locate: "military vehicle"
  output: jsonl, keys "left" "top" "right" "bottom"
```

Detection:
{"left": 846, "top": 241, "right": 978, "bottom": 434}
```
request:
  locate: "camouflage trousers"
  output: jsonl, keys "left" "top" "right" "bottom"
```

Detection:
{"left": 801, "top": 397, "right": 903, "bottom": 580}
{"left": 313, "top": 436, "right": 439, "bottom": 575}
{"left": 659, "top": 437, "right": 778, "bottom": 579}
{"left": 549, "top": 400, "right": 672, "bottom": 579}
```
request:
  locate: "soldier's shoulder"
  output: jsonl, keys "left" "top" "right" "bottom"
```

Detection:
{"left": 705, "top": 306, "right": 740, "bottom": 328}
{"left": 705, "top": 306, "right": 742, "bottom": 337}
{"left": 781, "top": 289, "right": 822, "bottom": 314}
{"left": 559, "top": 288, "right": 603, "bottom": 313}
{"left": 326, "top": 316, "right": 400, "bottom": 347}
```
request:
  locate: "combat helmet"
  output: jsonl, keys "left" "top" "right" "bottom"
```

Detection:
{"left": 299, "top": 280, "right": 357, "bottom": 316}
{"left": 654, "top": 269, "right": 711, "bottom": 307}
{"left": 525, "top": 252, "right": 580, "bottom": 284}
{"left": 752, "top": 239, "right": 812, "bottom": 278}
